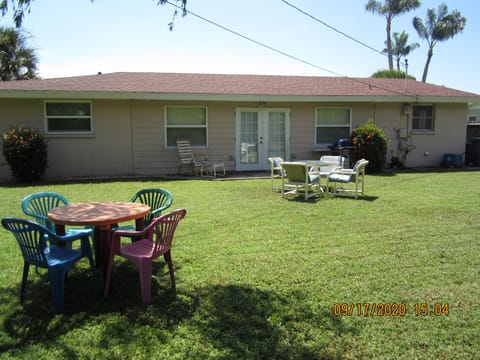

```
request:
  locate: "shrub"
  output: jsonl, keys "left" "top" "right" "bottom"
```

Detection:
{"left": 351, "top": 120, "right": 388, "bottom": 173}
{"left": 371, "top": 69, "right": 416, "bottom": 79}
{"left": 2, "top": 125, "right": 48, "bottom": 181}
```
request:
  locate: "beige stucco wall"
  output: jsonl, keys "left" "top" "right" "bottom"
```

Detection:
{"left": 0, "top": 98, "right": 469, "bottom": 182}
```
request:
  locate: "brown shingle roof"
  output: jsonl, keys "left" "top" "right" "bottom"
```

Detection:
{"left": 0, "top": 72, "right": 477, "bottom": 100}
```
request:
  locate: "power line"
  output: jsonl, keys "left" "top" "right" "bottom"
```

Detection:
{"left": 163, "top": 1, "right": 415, "bottom": 97}
{"left": 280, "top": 0, "right": 388, "bottom": 59}
{"left": 280, "top": 0, "right": 412, "bottom": 70}
{"left": 165, "top": 1, "right": 343, "bottom": 77}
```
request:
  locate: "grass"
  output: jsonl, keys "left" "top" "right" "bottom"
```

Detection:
{"left": 0, "top": 170, "right": 478, "bottom": 359}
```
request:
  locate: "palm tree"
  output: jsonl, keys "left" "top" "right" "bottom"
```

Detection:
{"left": 0, "top": 26, "right": 38, "bottom": 80}
{"left": 366, "top": 0, "right": 421, "bottom": 71}
{"left": 384, "top": 31, "right": 419, "bottom": 71}
{"left": 413, "top": 3, "right": 466, "bottom": 82}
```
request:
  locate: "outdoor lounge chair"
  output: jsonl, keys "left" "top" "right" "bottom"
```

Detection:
{"left": 326, "top": 159, "right": 369, "bottom": 198}
{"left": 176, "top": 139, "right": 225, "bottom": 177}
{"left": 280, "top": 162, "right": 321, "bottom": 200}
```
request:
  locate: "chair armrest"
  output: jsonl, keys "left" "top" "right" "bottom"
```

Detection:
{"left": 150, "top": 205, "right": 171, "bottom": 218}
{"left": 48, "top": 231, "right": 92, "bottom": 251}
{"left": 49, "top": 231, "right": 90, "bottom": 244}
{"left": 330, "top": 168, "right": 354, "bottom": 175}
{"left": 112, "top": 228, "right": 149, "bottom": 240}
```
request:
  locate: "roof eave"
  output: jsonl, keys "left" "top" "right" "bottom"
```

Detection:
{"left": 0, "top": 90, "right": 478, "bottom": 104}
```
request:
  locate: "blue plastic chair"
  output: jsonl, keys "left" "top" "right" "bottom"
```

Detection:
{"left": 21, "top": 192, "right": 93, "bottom": 241}
{"left": 114, "top": 188, "right": 173, "bottom": 232}
{"left": 1, "top": 218, "right": 99, "bottom": 314}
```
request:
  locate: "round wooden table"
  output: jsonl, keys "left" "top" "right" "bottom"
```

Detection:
{"left": 48, "top": 202, "right": 150, "bottom": 276}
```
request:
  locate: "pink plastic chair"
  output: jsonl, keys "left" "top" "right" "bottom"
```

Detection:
{"left": 104, "top": 209, "right": 187, "bottom": 304}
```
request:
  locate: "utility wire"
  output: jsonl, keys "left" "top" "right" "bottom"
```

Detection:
{"left": 165, "top": 1, "right": 343, "bottom": 77}
{"left": 281, "top": 0, "right": 411, "bottom": 69}
{"left": 163, "top": 1, "right": 415, "bottom": 97}
{"left": 280, "top": 0, "right": 388, "bottom": 59}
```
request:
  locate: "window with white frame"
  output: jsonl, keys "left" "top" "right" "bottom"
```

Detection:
{"left": 45, "top": 101, "right": 92, "bottom": 134}
{"left": 165, "top": 106, "right": 207, "bottom": 147}
{"left": 412, "top": 104, "right": 434, "bottom": 131}
{"left": 315, "top": 108, "right": 351, "bottom": 145}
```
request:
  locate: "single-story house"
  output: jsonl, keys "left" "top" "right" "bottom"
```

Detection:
{"left": 1, "top": 72, "right": 479, "bottom": 182}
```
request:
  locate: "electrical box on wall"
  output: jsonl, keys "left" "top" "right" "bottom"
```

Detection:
{"left": 398, "top": 128, "right": 408, "bottom": 139}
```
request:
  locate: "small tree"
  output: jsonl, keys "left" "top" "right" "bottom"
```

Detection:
{"left": 351, "top": 120, "right": 388, "bottom": 173}
{"left": 2, "top": 125, "right": 47, "bottom": 182}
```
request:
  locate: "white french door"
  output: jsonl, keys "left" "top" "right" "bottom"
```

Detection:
{"left": 235, "top": 108, "right": 290, "bottom": 171}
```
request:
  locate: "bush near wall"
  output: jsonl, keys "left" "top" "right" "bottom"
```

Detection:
{"left": 2, "top": 125, "right": 48, "bottom": 182}
{"left": 351, "top": 120, "right": 388, "bottom": 173}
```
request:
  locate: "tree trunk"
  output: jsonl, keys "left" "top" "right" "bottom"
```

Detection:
{"left": 421, "top": 46, "right": 433, "bottom": 82}
{"left": 386, "top": 18, "right": 393, "bottom": 71}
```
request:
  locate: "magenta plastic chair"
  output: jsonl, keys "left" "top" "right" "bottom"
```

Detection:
{"left": 104, "top": 209, "right": 187, "bottom": 304}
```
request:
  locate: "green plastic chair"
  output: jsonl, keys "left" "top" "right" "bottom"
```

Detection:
{"left": 21, "top": 192, "right": 93, "bottom": 240}
{"left": 113, "top": 188, "right": 173, "bottom": 232}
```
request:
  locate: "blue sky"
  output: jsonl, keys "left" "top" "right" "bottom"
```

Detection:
{"left": 2, "top": 0, "right": 479, "bottom": 94}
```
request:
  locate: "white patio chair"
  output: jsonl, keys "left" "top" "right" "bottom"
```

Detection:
{"left": 326, "top": 159, "right": 369, "bottom": 199}
{"left": 268, "top": 157, "right": 284, "bottom": 191}
{"left": 280, "top": 162, "right": 321, "bottom": 200}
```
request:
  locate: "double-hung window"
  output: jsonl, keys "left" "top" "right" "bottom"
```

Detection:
{"left": 45, "top": 101, "right": 92, "bottom": 134}
{"left": 412, "top": 105, "right": 434, "bottom": 131}
{"left": 315, "top": 108, "right": 351, "bottom": 145}
{"left": 165, "top": 106, "right": 207, "bottom": 147}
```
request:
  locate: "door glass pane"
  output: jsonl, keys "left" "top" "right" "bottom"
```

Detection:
{"left": 240, "top": 112, "right": 258, "bottom": 164}
{"left": 268, "top": 112, "right": 286, "bottom": 159}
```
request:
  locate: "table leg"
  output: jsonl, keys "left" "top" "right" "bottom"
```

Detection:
{"left": 54, "top": 224, "right": 67, "bottom": 247}
{"left": 93, "top": 225, "right": 112, "bottom": 277}
{"left": 135, "top": 218, "right": 145, "bottom": 231}
{"left": 55, "top": 224, "right": 66, "bottom": 236}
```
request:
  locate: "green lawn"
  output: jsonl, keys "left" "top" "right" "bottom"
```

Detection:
{"left": 0, "top": 171, "right": 478, "bottom": 359}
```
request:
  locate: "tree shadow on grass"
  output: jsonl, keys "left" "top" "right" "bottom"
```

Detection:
{"left": 0, "top": 263, "right": 195, "bottom": 356}
{"left": 190, "top": 284, "right": 359, "bottom": 359}
{"left": 0, "top": 267, "right": 360, "bottom": 358}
